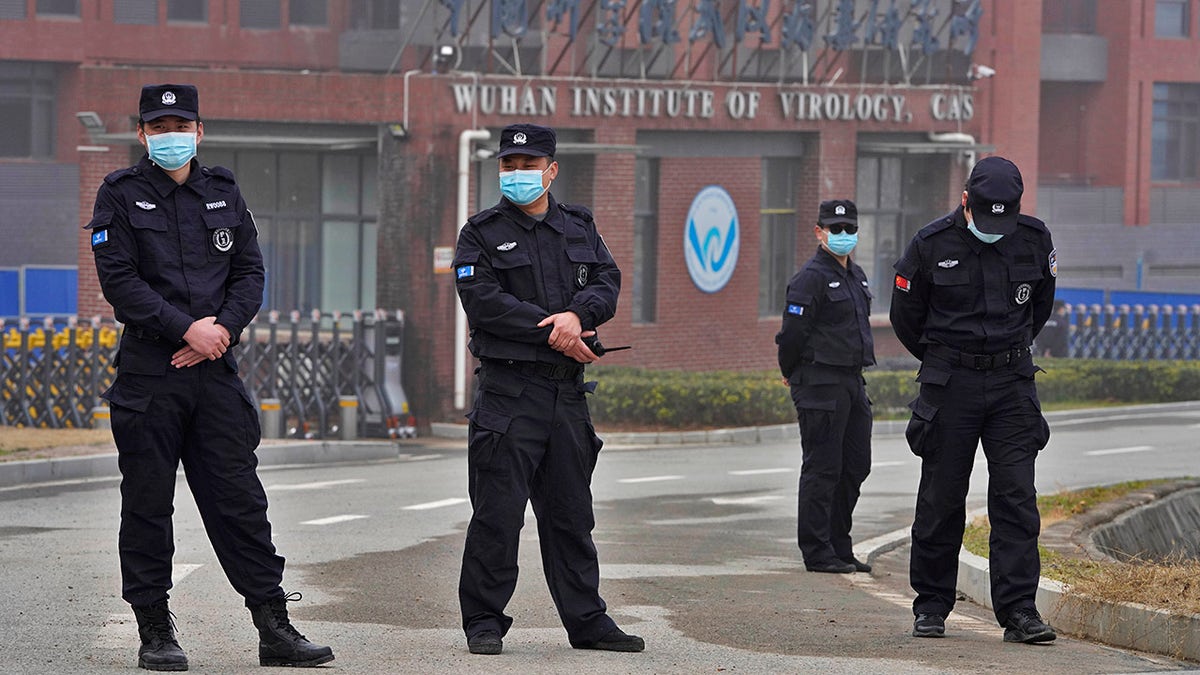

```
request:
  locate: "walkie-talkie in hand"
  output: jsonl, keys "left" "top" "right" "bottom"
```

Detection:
{"left": 582, "top": 334, "right": 632, "bottom": 357}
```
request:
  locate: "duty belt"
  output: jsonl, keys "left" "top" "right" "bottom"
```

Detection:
{"left": 927, "top": 344, "right": 1031, "bottom": 371}
{"left": 484, "top": 359, "right": 583, "bottom": 380}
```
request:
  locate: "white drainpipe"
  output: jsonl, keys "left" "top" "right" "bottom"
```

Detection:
{"left": 455, "top": 128, "right": 492, "bottom": 410}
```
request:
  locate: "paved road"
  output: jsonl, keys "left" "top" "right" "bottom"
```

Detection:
{"left": 1, "top": 404, "right": 1198, "bottom": 673}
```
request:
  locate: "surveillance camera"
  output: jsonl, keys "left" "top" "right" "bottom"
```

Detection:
{"left": 969, "top": 64, "right": 996, "bottom": 80}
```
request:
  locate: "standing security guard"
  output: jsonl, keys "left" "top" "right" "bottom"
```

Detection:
{"left": 776, "top": 200, "right": 875, "bottom": 575}
{"left": 890, "top": 156, "right": 1057, "bottom": 644}
{"left": 453, "top": 123, "right": 644, "bottom": 656}
{"left": 87, "top": 84, "right": 333, "bottom": 671}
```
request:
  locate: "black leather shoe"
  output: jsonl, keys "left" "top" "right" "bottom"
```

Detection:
{"left": 467, "top": 631, "right": 503, "bottom": 655}
{"left": 912, "top": 613, "right": 946, "bottom": 638}
{"left": 1003, "top": 608, "right": 1056, "bottom": 643}
{"left": 805, "top": 559, "right": 856, "bottom": 574}
{"left": 840, "top": 556, "right": 872, "bottom": 573}
{"left": 571, "top": 627, "right": 645, "bottom": 652}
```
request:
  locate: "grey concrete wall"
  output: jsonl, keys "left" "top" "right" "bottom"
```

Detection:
{"left": 1091, "top": 487, "right": 1200, "bottom": 561}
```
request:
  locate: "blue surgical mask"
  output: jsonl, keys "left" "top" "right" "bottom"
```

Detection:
{"left": 499, "top": 168, "right": 550, "bottom": 205}
{"left": 826, "top": 231, "right": 858, "bottom": 256}
{"left": 966, "top": 219, "right": 1004, "bottom": 244}
{"left": 146, "top": 131, "right": 197, "bottom": 171}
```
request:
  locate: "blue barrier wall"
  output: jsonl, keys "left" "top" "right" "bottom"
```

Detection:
{"left": 0, "top": 267, "right": 78, "bottom": 318}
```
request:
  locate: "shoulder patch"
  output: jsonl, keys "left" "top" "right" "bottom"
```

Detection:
{"left": 103, "top": 167, "right": 137, "bottom": 185}
{"left": 559, "top": 202, "right": 594, "bottom": 222}
{"left": 90, "top": 228, "right": 110, "bottom": 249}
{"left": 467, "top": 206, "right": 503, "bottom": 227}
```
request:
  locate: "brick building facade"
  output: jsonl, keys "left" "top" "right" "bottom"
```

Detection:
{"left": 3, "top": 0, "right": 1200, "bottom": 426}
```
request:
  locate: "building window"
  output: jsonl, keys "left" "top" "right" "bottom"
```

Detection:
{"left": 1043, "top": 0, "right": 1095, "bottom": 34}
{"left": 1156, "top": 0, "right": 1190, "bottom": 38}
{"left": 167, "top": 0, "right": 207, "bottom": 22}
{"left": 114, "top": 0, "right": 157, "bottom": 24}
{"left": 202, "top": 148, "right": 378, "bottom": 312}
{"left": 759, "top": 158, "right": 801, "bottom": 318}
{"left": 0, "top": 62, "right": 56, "bottom": 159}
{"left": 290, "top": 0, "right": 326, "bottom": 26}
{"left": 1, "top": 0, "right": 25, "bottom": 19}
{"left": 241, "top": 0, "right": 280, "bottom": 29}
{"left": 36, "top": 0, "right": 78, "bottom": 15}
{"left": 350, "top": 0, "right": 400, "bottom": 29}
{"left": 632, "top": 158, "right": 658, "bottom": 324}
{"left": 1152, "top": 83, "right": 1200, "bottom": 181}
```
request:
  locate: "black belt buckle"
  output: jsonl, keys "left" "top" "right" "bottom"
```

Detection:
{"left": 970, "top": 353, "right": 994, "bottom": 370}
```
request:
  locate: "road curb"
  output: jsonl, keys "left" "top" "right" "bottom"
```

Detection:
{"left": 947, "top": 504, "right": 1200, "bottom": 663}
{"left": 0, "top": 440, "right": 402, "bottom": 490}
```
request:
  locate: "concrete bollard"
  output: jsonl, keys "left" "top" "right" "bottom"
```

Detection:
{"left": 260, "top": 398, "right": 282, "bottom": 439}
{"left": 91, "top": 405, "right": 111, "bottom": 430}
{"left": 339, "top": 396, "right": 359, "bottom": 441}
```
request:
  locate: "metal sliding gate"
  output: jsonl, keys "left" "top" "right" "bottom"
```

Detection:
{"left": 1, "top": 310, "right": 413, "bottom": 439}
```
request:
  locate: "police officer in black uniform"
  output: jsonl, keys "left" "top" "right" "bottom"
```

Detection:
{"left": 776, "top": 200, "right": 875, "bottom": 575}
{"left": 453, "top": 123, "right": 643, "bottom": 656}
{"left": 890, "top": 156, "right": 1057, "bottom": 644}
{"left": 87, "top": 84, "right": 333, "bottom": 671}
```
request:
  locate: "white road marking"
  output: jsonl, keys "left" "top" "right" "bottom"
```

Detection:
{"left": 728, "top": 468, "right": 794, "bottom": 476}
{"left": 711, "top": 495, "right": 785, "bottom": 505}
{"left": 871, "top": 461, "right": 906, "bottom": 468}
{"left": 402, "top": 497, "right": 469, "bottom": 511}
{"left": 618, "top": 475, "right": 684, "bottom": 484}
{"left": 172, "top": 563, "right": 202, "bottom": 586}
{"left": 849, "top": 573, "right": 993, "bottom": 630}
{"left": 265, "top": 479, "right": 365, "bottom": 491}
{"left": 301, "top": 514, "right": 369, "bottom": 525}
{"left": 1084, "top": 445, "right": 1155, "bottom": 457}
{"left": 92, "top": 563, "right": 205, "bottom": 650}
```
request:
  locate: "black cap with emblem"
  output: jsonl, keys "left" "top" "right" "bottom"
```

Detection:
{"left": 818, "top": 199, "right": 857, "bottom": 226}
{"left": 497, "top": 124, "right": 556, "bottom": 158}
{"left": 966, "top": 156, "right": 1023, "bottom": 236}
{"left": 139, "top": 84, "right": 199, "bottom": 123}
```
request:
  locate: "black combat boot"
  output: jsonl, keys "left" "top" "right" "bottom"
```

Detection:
{"left": 248, "top": 592, "right": 334, "bottom": 667}
{"left": 131, "top": 601, "right": 188, "bottom": 671}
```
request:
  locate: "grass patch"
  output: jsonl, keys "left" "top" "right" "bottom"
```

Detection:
{"left": 963, "top": 480, "right": 1200, "bottom": 615}
{"left": 0, "top": 428, "right": 114, "bottom": 456}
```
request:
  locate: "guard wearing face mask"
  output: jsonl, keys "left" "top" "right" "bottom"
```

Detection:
{"left": 775, "top": 200, "right": 875, "bottom": 575}
{"left": 86, "top": 84, "right": 332, "bottom": 671}
{"left": 452, "top": 123, "right": 643, "bottom": 657}
{"left": 890, "top": 156, "right": 1058, "bottom": 644}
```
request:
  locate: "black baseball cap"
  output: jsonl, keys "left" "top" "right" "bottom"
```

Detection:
{"left": 497, "top": 124, "right": 556, "bottom": 158}
{"left": 966, "top": 156, "right": 1023, "bottom": 236}
{"left": 139, "top": 84, "right": 199, "bottom": 122}
{"left": 818, "top": 199, "right": 857, "bottom": 226}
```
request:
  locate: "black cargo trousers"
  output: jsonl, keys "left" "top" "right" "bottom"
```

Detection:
{"left": 904, "top": 347, "right": 1051, "bottom": 626}
{"left": 458, "top": 361, "right": 617, "bottom": 645}
{"left": 790, "top": 364, "right": 873, "bottom": 565}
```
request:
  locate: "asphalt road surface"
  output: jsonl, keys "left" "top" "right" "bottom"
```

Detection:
{"left": 1, "top": 403, "right": 1198, "bottom": 673}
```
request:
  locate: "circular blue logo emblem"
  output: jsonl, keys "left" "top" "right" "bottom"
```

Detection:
{"left": 684, "top": 186, "right": 740, "bottom": 293}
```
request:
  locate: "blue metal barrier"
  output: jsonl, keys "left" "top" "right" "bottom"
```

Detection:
{"left": 1065, "top": 303, "right": 1200, "bottom": 359}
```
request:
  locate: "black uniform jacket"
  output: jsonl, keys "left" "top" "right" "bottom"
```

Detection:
{"left": 453, "top": 194, "right": 620, "bottom": 366}
{"left": 890, "top": 205, "right": 1056, "bottom": 360}
{"left": 776, "top": 246, "right": 876, "bottom": 383}
{"left": 87, "top": 156, "right": 264, "bottom": 374}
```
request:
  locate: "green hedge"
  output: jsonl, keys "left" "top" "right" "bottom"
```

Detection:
{"left": 587, "top": 359, "right": 1200, "bottom": 429}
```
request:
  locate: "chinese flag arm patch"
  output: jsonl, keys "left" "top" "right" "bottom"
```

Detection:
{"left": 894, "top": 274, "right": 911, "bottom": 292}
